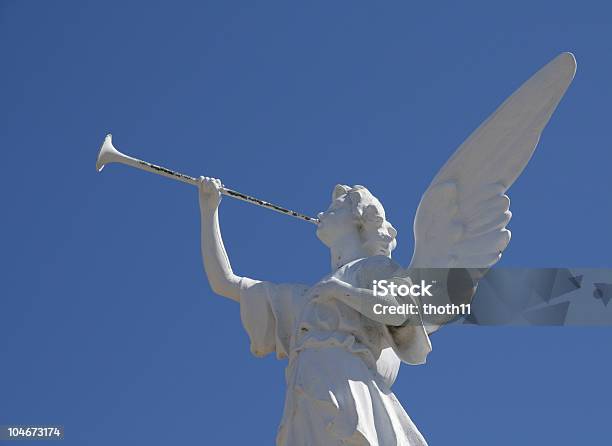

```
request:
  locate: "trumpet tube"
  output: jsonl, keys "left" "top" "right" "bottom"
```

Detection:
{"left": 96, "top": 134, "right": 319, "bottom": 224}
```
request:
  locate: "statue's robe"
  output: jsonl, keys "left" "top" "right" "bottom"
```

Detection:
{"left": 239, "top": 255, "right": 431, "bottom": 446}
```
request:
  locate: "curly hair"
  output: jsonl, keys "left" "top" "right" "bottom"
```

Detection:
{"left": 333, "top": 184, "right": 398, "bottom": 256}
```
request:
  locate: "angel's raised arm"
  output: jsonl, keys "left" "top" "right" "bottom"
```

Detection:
{"left": 198, "top": 176, "right": 244, "bottom": 302}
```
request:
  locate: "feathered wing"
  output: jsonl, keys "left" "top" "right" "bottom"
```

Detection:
{"left": 410, "top": 52, "right": 575, "bottom": 269}
{"left": 402, "top": 52, "right": 576, "bottom": 333}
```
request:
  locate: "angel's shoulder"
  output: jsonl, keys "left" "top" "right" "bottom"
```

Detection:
{"left": 353, "top": 255, "right": 400, "bottom": 269}
{"left": 341, "top": 256, "right": 403, "bottom": 287}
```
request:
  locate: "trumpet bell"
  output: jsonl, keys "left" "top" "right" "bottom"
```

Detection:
{"left": 96, "top": 134, "right": 123, "bottom": 172}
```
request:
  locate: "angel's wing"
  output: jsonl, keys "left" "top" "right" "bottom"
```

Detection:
{"left": 409, "top": 52, "right": 576, "bottom": 270}
{"left": 398, "top": 53, "right": 576, "bottom": 335}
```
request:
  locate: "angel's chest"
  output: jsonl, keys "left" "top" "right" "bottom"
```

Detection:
{"left": 299, "top": 287, "right": 361, "bottom": 334}
{"left": 296, "top": 262, "right": 383, "bottom": 334}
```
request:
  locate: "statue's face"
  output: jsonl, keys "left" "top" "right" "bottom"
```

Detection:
{"left": 316, "top": 196, "right": 357, "bottom": 248}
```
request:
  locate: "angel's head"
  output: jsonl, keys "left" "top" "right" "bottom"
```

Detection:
{"left": 316, "top": 184, "right": 397, "bottom": 260}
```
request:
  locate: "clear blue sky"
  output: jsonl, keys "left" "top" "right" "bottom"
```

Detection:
{"left": 1, "top": 1, "right": 611, "bottom": 444}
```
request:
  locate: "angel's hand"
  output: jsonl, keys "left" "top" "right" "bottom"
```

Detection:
{"left": 198, "top": 176, "right": 223, "bottom": 211}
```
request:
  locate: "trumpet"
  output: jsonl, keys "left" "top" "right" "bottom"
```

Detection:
{"left": 96, "top": 134, "right": 319, "bottom": 224}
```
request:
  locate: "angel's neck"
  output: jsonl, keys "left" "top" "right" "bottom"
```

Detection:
{"left": 330, "top": 233, "right": 368, "bottom": 270}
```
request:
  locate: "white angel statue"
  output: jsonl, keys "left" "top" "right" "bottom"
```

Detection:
{"left": 197, "top": 53, "right": 576, "bottom": 445}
